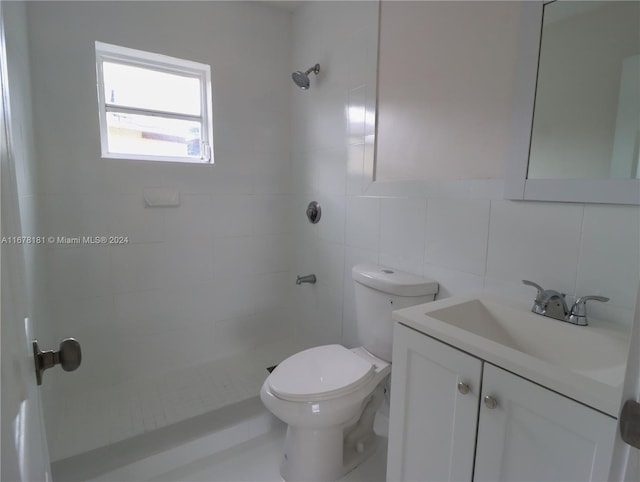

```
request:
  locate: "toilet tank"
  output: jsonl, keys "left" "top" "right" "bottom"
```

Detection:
{"left": 352, "top": 264, "right": 438, "bottom": 362}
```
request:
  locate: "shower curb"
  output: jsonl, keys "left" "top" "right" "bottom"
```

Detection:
{"left": 51, "top": 397, "right": 277, "bottom": 482}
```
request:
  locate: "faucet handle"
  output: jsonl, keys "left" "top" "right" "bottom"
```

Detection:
{"left": 522, "top": 280, "right": 544, "bottom": 295}
{"left": 568, "top": 295, "right": 609, "bottom": 325}
{"left": 523, "top": 280, "right": 547, "bottom": 315}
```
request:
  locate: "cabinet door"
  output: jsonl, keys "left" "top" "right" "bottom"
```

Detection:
{"left": 474, "top": 364, "right": 617, "bottom": 482}
{"left": 387, "top": 323, "right": 483, "bottom": 482}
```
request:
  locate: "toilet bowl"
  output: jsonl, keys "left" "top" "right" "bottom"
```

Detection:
{"left": 260, "top": 264, "right": 438, "bottom": 481}
{"left": 260, "top": 345, "right": 389, "bottom": 481}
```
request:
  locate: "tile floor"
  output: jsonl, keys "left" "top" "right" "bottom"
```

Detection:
{"left": 150, "top": 415, "right": 388, "bottom": 482}
{"left": 52, "top": 398, "right": 389, "bottom": 482}
{"left": 49, "top": 339, "right": 307, "bottom": 461}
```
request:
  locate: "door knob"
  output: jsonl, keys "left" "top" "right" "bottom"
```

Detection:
{"left": 32, "top": 338, "right": 82, "bottom": 385}
{"left": 620, "top": 400, "right": 640, "bottom": 449}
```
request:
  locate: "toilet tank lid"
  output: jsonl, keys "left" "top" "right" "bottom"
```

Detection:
{"left": 352, "top": 264, "right": 438, "bottom": 297}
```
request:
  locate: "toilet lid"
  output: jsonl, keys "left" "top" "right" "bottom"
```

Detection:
{"left": 268, "top": 345, "right": 375, "bottom": 402}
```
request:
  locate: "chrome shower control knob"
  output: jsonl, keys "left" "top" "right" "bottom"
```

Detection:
{"left": 306, "top": 201, "right": 321, "bottom": 224}
{"left": 484, "top": 395, "right": 498, "bottom": 409}
{"left": 457, "top": 382, "right": 470, "bottom": 395}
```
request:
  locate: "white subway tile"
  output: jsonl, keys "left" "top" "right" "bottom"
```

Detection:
{"left": 107, "top": 194, "right": 165, "bottom": 245}
{"left": 213, "top": 236, "right": 253, "bottom": 281}
{"left": 42, "top": 194, "right": 110, "bottom": 244}
{"left": 577, "top": 204, "right": 640, "bottom": 311}
{"left": 46, "top": 246, "right": 113, "bottom": 299}
{"left": 211, "top": 275, "right": 255, "bottom": 321}
{"left": 345, "top": 196, "right": 380, "bottom": 251}
{"left": 253, "top": 195, "right": 292, "bottom": 235}
{"left": 114, "top": 289, "right": 176, "bottom": 340}
{"left": 251, "top": 234, "right": 291, "bottom": 274}
{"left": 111, "top": 244, "right": 169, "bottom": 294}
{"left": 346, "top": 144, "right": 366, "bottom": 196}
{"left": 164, "top": 194, "right": 213, "bottom": 244}
{"left": 425, "top": 198, "right": 490, "bottom": 276}
{"left": 308, "top": 147, "right": 347, "bottom": 197}
{"left": 379, "top": 197, "right": 427, "bottom": 270}
{"left": 486, "top": 201, "right": 583, "bottom": 296}
{"left": 164, "top": 240, "right": 215, "bottom": 290}
{"left": 422, "top": 263, "right": 484, "bottom": 300}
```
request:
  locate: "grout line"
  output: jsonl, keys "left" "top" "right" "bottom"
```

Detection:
{"left": 481, "top": 200, "right": 494, "bottom": 291}
{"left": 572, "top": 203, "right": 587, "bottom": 301}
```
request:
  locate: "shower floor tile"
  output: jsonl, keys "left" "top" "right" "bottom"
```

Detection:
{"left": 49, "top": 339, "right": 308, "bottom": 461}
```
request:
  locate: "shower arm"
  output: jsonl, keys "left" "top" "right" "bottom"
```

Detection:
{"left": 305, "top": 64, "right": 320, "bottom": 76}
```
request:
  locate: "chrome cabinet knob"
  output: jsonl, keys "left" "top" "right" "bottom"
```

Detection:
{"left": 457, "top": 381, "right": 471, "bottom": 394}
{"left": 484, "top": 395, "right": 498, "bottom": 409}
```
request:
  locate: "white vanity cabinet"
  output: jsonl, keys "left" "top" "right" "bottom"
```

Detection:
{"left": 387, "top": 323, "right": 618, "bottom": 482}
{"left": 386, "top": 322, "right": 483, "bottom": 481}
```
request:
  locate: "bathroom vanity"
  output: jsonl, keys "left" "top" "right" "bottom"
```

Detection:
{"left": 387, "top": 295, "right": 629, "bottom": 481}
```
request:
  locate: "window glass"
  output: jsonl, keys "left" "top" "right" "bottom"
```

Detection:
{"left": 102, "top": 62, "right": 201, "bottom": 116}
{"left": 106, "top": 112, "right": 202, "bottom": 158}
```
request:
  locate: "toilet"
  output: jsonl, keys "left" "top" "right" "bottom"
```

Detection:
{"left": 260, "top": 264, "right": 438, "bottom": 481}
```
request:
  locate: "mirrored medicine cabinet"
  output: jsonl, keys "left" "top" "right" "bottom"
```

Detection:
{"left": 505, "top": 0, "right": 640, "bottom": 205}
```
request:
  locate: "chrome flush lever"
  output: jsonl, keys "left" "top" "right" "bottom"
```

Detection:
{"left": 33, "top": 338, "right": 82, "bottom": 385}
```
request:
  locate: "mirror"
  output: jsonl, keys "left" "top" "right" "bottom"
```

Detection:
{"left": 505, "top": 1, "right": 640, "bottom": 204}
{"left": 530, "top": 1, "right": 639, "bottom": 180}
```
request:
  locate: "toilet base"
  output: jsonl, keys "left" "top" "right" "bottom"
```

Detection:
{"left": 279, "top": 383, "right": 385, "bottom": 482}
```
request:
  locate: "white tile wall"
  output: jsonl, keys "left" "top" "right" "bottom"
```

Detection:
{"left": 379, "top": 197, "right": 427, "bottom": 274}
{"left": 24, "top": 2, "right": 298, "bottom": 453}
{"left": 425, "top": 198, "right": 491, "bottom": 276}
{"left": 577, "top": 205, "right": 640, "bottom": 317}
{"left": 345, "top": 196, "right": 380, "bottom": 252}
{"left": 486, "top": 201, "right": 584, "bottom": 297}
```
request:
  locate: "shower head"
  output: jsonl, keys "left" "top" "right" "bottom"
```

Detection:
{"left": 292, "top": 64, "right": 320, "bottom": 90}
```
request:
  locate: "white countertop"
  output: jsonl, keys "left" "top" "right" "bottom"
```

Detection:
{"left": 392, "top": 294, "right": 630, "bottom": 417}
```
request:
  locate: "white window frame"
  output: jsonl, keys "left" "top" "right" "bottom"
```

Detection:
{"left": 95, "top": 41, "right": 214, "bottom": 164}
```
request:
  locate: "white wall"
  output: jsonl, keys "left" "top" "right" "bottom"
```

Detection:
{"left": 376, "top": 1, "right": 520, "bottom": 181}
{"left": 26, "top": 1, "right": 294, "bottom": 398}
{"left": 290, "top": 0, "right": 640, "bottom": 353}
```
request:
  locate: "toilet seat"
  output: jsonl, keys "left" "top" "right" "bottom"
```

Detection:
{"left": 268, "top": 345, "right": 375, "bottom": 402}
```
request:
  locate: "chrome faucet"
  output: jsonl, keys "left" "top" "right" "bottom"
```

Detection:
{"left": 296, "top": 274, "right": 317, "bottom": 285}
{"left": 522, "top": 280, "right": 609, "bottom": 326}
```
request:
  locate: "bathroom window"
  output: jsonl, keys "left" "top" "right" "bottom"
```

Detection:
{"left": 95, "top": 41, "right": 213, "bottom": 163}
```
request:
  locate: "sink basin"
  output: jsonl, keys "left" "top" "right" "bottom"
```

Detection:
{"left": 392, "top": 294, "right": 630, "bottom": 416}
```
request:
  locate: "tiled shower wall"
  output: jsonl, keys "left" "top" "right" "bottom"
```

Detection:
{"left": 289, "top": 1, "right": 640, "bottom": 351}
{"left": 25, "top": 1, "right": 295, "bottom": 403}
{"left": 290, "top": 1, "right": 380, "bottom": 347}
